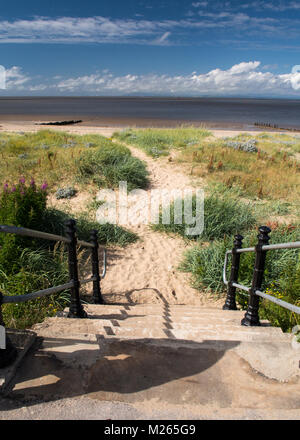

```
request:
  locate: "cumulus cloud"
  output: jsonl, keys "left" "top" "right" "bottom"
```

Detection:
{"left": 3, "top": 61, "right": 300, "bottom": 97}
{"left": 5, "top": 66, "right": 30, "bottom": 88}
{"left": 52, "top": 61, "right": 300, "bottom": 96}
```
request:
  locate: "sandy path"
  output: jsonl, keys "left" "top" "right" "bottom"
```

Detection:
{"left": 98, "top": 144, "right": 224, "bottom": 307}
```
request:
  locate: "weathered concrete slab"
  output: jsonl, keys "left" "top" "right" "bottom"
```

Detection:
{"left": 6, "top": 336, "right": 300, "bottom": 413}
{"left": 3, "top": 303, "right": 299, "bottom": 418}
{"left": 0, "top": 329, "right": 36, "bottom": 394}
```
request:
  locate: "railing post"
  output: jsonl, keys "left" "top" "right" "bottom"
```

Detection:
{"left": 223, "top": 234, "right": 243, "bottom": 310}
{"left": 241, "top": 226, "right": 271, "bottom": 326}
{"left": 65, "top": 219, "right": 87, "bottom": 319}
{"left": 0, "top": 292, "right": 17, "bottom": 368}
{"left": 90, "top": 230, "right": 104, "bottom": 305}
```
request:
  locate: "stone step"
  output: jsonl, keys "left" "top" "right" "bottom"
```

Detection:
{"left": 80, "top": 305, "right": 247, "bottom": 318}
{"left": 34, "top": 316, "right": 289, "bottom": 343}
{"left": 83, "top": 304, "right": 231, "bottom": 313}
{"left": 49, "top": 315, "right": 283, "bottom": 334}
{"left": 98, "top": 326, "right": 289, "bottom": 342}
{"left": 42, "top": 313, "right": 273, "bottom": 328}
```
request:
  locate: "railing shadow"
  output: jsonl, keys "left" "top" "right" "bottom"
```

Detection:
{"left": 2, "top": 335, "right": 241, "bottom": 410}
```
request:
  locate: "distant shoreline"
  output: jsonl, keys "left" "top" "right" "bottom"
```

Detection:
{"left": 1, "top": 116, "right": 300, "bottom": 134}
{"left": 1, "top": 96, "right": 300, "bottom": 131}
{"left": 1, "top": 120, "right": 299, "bottom": 139}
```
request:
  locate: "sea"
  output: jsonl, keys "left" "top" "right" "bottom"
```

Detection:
{"left": 0, "top": 97, "right": 300, "bottom": 129}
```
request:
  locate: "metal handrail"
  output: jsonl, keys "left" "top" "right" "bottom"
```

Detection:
{"left": 0, "top": 224, "right": 97, "bottom": 249}
{"left": 255, "top": 290, "right": 300, "bottom": 315}
{"left": 0, "top": 222, "right": 106, "bottom": 306}
{"left": 223, "top": 238, "right": 300, "bottom": 316}
{"left": 0, "top": 224, "right": 70, "bottom": 244}
{"left": 262, "top": 241, "right": 300, "bottom": 251}
{"left": 225, "top": 241, "right": 300, "bottom": 255}
{"left": 1, "top": 282, "right": 75, "bottom": 304}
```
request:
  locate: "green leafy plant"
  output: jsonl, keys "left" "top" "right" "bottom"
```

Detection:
{"left": 76, "top": 142, "right": 149, "bottom": 190}
{"left": 152, "top": 193, "right": 256, "bottom": 240}
{"left": 0, "top": 178, "right": 47, "bottom": 272}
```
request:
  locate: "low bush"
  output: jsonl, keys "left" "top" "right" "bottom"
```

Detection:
{"left": 76, "top": 142, "right": 149, "bottom": 190}
{"left": 152, "top": 193, "right": 256, "bottom": 240}
{"left": 40, "top": 208, "right": 138, "bottom": 247}
{"left": 0, "top": 179, "right": 47, "bottom": 273}
{"left": 1, "top": 244, "right": 70, "bottom": 329}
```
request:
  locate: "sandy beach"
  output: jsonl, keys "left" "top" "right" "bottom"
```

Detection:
{"left": 0, "top": 118, "right": 297, "bottom": 138}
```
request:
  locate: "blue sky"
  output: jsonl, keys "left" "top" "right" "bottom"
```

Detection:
{"left": 1, "top": 0, "right": 300, "bottom": 97}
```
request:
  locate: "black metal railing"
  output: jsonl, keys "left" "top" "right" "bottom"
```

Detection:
{"left": 223, "top": 225, "right": 300, "bottom": 326}
{"left": 0, "top": 219, "right": 107, "bottom": 367}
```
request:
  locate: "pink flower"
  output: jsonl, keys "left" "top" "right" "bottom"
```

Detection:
{"left": 41, "top": 181, "right": 48, "bottom": 191}
{"left": 11, "top": 186, "right": 16, "bottom": 192}
{"left": 19, "top": 177, "right": 25, "bottom": 184}
{"left": 30, "top": 178, "right": 35, "bottom": 186}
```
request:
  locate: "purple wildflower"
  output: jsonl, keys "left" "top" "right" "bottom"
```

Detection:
{"left": 30, "top": 178, "right": 35, "bottom": 186}
{"left": 3, "top": 183, "right": 9, "bottom": 191}
{"left": 11, "top": 186, "right": 16, "bottom": 192}
{"left": 19, "top": 176, "right": 25, "bottom": 185}
{"left": 41, "top": 181, "right": 48, "bottom": 191}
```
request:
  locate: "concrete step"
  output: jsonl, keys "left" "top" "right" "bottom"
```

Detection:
{"left": 48, "top": 315, "right": 283, "bottom": 334}
{"left": 79, "top": 304, "right": 248, "bottom": 318}
{"left": 34, "top": 315, "right": 290, "bottom": 344}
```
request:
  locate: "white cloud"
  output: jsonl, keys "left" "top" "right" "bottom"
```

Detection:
{"left": 51, "top": 61, "right": 300, "bottom": 96}
{"left": 240, "top": 1, "right": 300, "bottom": 11}
{"left": 0, "top": 13, "right": 297, "bottom": 46}
{"left": 3, "top": 62, "right": 300, "bottom": 97}
{"left": 0, "top": 16, "right": 175, "bottom": 45}
{"left": 152, "top": 31, "right": 171, "bottom": 45}
{"left": 5, "top": 66, "right": 30, "bottom": 88}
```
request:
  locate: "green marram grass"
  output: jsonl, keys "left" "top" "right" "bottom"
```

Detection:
{"left": 152, "top": 193, "right": 256, "bottom": 241}
{"left": 0, "top": 130, "right": 149, "bottom": 191}
{"left": 113, "top": 126, "right": 212, "bottom": 157}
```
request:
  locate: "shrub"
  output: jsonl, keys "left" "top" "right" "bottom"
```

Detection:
{"left": 76, "top": 143, "right": 149, "bottom": 190}
{"left": 1, "top": 244, "right": 70, "bottom": 329}
{"left": 0, "top": 179, "right": 47, "bottom": 273}
{"left": 40, "top": 208, "right": 138, "bottom": 247}
{"left": 225, "top": 139, "right": 258, "bottom": 153}
{"left": 152, "top": 193, "right": 256, "bottom": 240}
